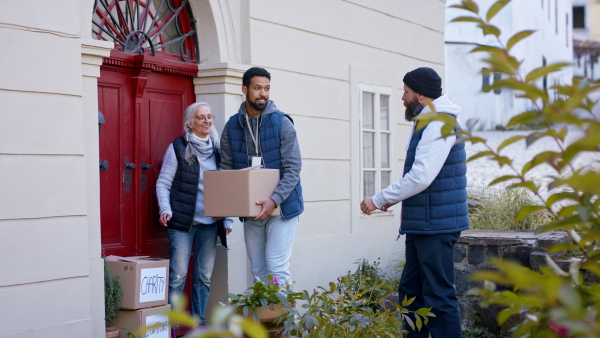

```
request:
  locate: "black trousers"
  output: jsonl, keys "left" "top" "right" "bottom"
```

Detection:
{"left": 398, "top": 232, "right": 462, "bottom": 338}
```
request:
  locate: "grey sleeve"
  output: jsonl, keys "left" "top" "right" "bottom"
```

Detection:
{"left": 219, "top": 123, "right": 234, "bottom": 170}
{"left": 271, "top": 117, "right": 301, "bottom": 206}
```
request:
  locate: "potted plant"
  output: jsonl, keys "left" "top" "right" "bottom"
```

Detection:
{"left": 104, "top": 257, "right": 123, "bottom": 338}
{"left": 227, "top": 275, "right": 301, "bottom": 323}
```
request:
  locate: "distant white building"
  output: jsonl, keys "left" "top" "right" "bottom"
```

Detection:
{"left": 572, "top": 0, "right": 600, "bottom": 80}
{"left": 445, "top": 0, "right": 573, "bottom": 130}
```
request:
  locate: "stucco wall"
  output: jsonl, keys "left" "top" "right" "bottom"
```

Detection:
{"left": 0, "top": 0, "right": 110, "bottom": 337}
{"left": 207, "top": 0, "right": 447, "bottom": 296}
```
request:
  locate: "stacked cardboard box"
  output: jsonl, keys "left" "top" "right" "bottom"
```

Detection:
{"left": 107, "top": 256, "right": 170, "bottom": 338}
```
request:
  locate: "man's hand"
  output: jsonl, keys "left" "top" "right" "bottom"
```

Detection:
{"left": 360, "top": 197, "right": 378, "bottom": 215}
{"left": 225, "top": 228, "right": 233, "bottom": 235}
{"left": 380, "top": 203, "right": 395, "bottom": 212}
{"left": 255, "top": 199, "right": 276, "bottom": 220}
{"left": 159, "top": 213, "right": 171, "bottom": 227}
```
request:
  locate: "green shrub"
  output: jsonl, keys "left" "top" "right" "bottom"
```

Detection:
{"left": 278, "top": 259, "right": 433, "bottom": 337}
{"left": 469, "top": 187, "right": 553, "bottom": 231}
{"left": 104, "top": 257, "right": 123, "bottom": 327}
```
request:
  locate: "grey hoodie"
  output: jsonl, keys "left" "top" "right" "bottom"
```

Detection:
{"left": 220, "top": 101, "right": 302, "bottom": 207}
{"left": 372, "top": 95, "right": 463, "bottom": 208}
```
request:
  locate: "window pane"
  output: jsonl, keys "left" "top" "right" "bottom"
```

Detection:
{"left": 363, "top": 171, "right": 375, "bottom": 198}
{"left": 363, "top": 132, "right": 374, "bottom": 168}
{"left": 380, "top": 133, "right": 389, "bottom": 168}
{"left": 380, "top": 95, "right": 389, "bottom": 130}
{"left": 381, "top": 171, "right": 391, "bottom": 190}
{"left": 362, "top": 92, "right": 374, "bottom": 129}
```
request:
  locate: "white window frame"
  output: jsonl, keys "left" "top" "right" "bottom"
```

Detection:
{"left": 358, "top": 84, "right": 393, "bottom": 207}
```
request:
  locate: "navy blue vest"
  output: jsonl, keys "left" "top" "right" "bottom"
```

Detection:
{"left": 168, "top": 136, "right": 221, "bottom": 232}
{"left": 400, "top": 119, "right": 470, "bottom": 235}
{"left": 226, "top": 111, "right": 304, "bottom": 220}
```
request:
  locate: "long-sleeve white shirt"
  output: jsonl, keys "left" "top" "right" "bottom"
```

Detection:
{"left": 372, "top": 95, "right": 462, "bottom": 209}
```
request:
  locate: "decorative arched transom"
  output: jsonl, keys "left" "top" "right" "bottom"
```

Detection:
{"left": 92, "top": 0, "right": 199, "bottom": 63}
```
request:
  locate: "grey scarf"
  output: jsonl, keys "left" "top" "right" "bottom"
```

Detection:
{"left": 184, "top": 133, "right": 214, "bottom": 165}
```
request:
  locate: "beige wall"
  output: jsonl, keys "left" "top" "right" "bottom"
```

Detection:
{"left": 0, "top": 0, "right": 110, "bottom": 336}
{"left": 197, "top": 0, "right": 447, "bottom": 297}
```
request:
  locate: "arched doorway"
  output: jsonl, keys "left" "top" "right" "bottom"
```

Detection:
{"left": 92, "top": 0, "right": 200, "bottom": 258}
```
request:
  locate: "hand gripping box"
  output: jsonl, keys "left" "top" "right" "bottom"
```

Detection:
{"left": 111, "top": 304, "right": 171, "bottom": 338}
{"left": 106, "top": 256, "right": 169, "bottom": 310}
{"left": 204, "top": 168, "right": 281, "bottom": 217}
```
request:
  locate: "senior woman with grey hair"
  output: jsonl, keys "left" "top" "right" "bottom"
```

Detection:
{"left": 156, "top": 102, "right": 233, "bottom": 331}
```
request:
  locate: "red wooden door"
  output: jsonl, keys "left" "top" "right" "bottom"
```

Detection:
{"left": 99, "top": 52, "right": 196, "bottom": 258}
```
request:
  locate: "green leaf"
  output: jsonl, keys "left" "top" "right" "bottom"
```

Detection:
{"left": 497, "top": 308, "right": 517, "bottom": 325}
{"left": 497, "top": 135, "right": 525, "bottom": 152}
{"left": 465, "top": 136, "right": 487, "bottom": 144}
{"left": 507, "top": 111, "right": 540, "bottom": 127}
{"left": 525, "top": 62, "right": 571, "bottom": 83}
{"left": 451, "top": 16, "right": 483, "bottom": 24}
{"left": 489, "top": 175, "right": 520, "bottom": 186}
{"left": 480, "top": 23, "right": 501, "bottom": 37}
{"left": 467, "top": 151, "right": 495, "bottom": 162}
{"left": 545, "top": 191, "right": 579, "bottom": 208}
{"left": 240, "top": 320, "right": 268, "bottom": 338}
{"left": 506, "top": 30, "right": 536, "bottom": 51}
{"left": 471, "top": 45, "right": 505, "bottom": 54}
{"left": 515, "top": 205, "right": 545, "bottom": 222}
{"left": 509, "top": 181, "right": 538, "bottom": 193}
{"left": 462, "top": 0, "right": 480, "bottom": 14}
{"left": 486, "top": 0, "right": 510, "bottom": 21}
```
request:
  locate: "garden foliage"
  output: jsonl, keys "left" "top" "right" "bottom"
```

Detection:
{"left": 416, "top": 0, "right": 600, "bottom": 336}
{"left": 277, "top": 259, "right": 433, "bottom": 337}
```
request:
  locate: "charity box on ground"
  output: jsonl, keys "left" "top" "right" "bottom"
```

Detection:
{"left": 204, "top": 168, "right": 281, "bottom": 217}
{"left": 106, "top": 255, "right": 169, "bottom": 310}
{"left": 111, "top": 304, "right": 171, "bottom": 338}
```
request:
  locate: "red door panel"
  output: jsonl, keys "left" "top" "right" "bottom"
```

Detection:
{"left": 98, "top": 70, "right": 135, "bottom": 257}
{"left": 99, "top": 58, "right": 195, "bottom": 259}
{"left": 139, "top": 76, "right": 194, "bottom": 257}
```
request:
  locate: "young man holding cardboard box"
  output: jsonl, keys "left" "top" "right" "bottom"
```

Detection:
{"left": 219, "top": 67, "right": 303, "bottom": 283}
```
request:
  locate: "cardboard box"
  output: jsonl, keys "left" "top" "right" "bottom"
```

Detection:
{"left": 111, "top": 304, "right": 171, "bottom": 338}
{"left": 204, "top": 168, "right": 281, "bottom": 217}
{"left": 107, "top": 256, "right": 169, "bottom": 310}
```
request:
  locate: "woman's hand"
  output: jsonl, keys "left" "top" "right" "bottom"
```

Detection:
{"left": 225, "top": 228, "right": 233, "bottom": 235}
{"left": 159, "top": 213, "right": 171, "bottom": 227}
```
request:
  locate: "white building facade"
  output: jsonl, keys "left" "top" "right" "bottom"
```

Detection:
{"left": 445, "top": 0, "right": 574, "bottom": 130}
{"left": 0, "top": 1, "right": 447, "bottom": 337}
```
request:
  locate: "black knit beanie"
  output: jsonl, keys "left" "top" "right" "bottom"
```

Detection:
{"left": 403, "top": 67, "right": 442, "bottom": 99}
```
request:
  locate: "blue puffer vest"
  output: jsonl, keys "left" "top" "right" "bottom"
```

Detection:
{"left": 168, "top": 135, "right": 221, "bottom": 232}
{"left": 226, "top": 111, "right": 304, "bottom": 220}
{"left": 400, "top": 119, "right": 470, "bottom": 235}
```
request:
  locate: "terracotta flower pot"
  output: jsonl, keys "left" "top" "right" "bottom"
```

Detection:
{"left": 105, "top": 327, "right": 119, "bottom": 338}
{"left": 254, "top": 303, "right": 289, "bottom": 323}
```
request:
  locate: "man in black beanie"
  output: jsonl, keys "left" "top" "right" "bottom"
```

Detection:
{"left": 361, "top": 67, "right": 469, "bottom": 337}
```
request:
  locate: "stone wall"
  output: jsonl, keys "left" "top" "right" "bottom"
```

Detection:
{"left": 455, "top": 230, "right": 572, "bottom": 335}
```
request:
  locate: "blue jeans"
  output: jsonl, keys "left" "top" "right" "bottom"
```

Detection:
{"left": 398, "top": 232, "right": 462, "bottom": 338}
{"left": 168, "top": 223, "right": 217, "bottom": 322}
{"left": 243, "top": 215, "right": 298, "bottom": 283}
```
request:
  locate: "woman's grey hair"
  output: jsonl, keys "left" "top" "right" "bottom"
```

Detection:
{"left": 182, "top": 101, "right": 220, "bottom": 148}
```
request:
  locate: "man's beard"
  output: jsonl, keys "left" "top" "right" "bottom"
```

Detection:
{"left": 404, "top": 98, "right": 424, "bottom": 121}
{"left": 248, "top": 97, "right": 267, "bottom": 111}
